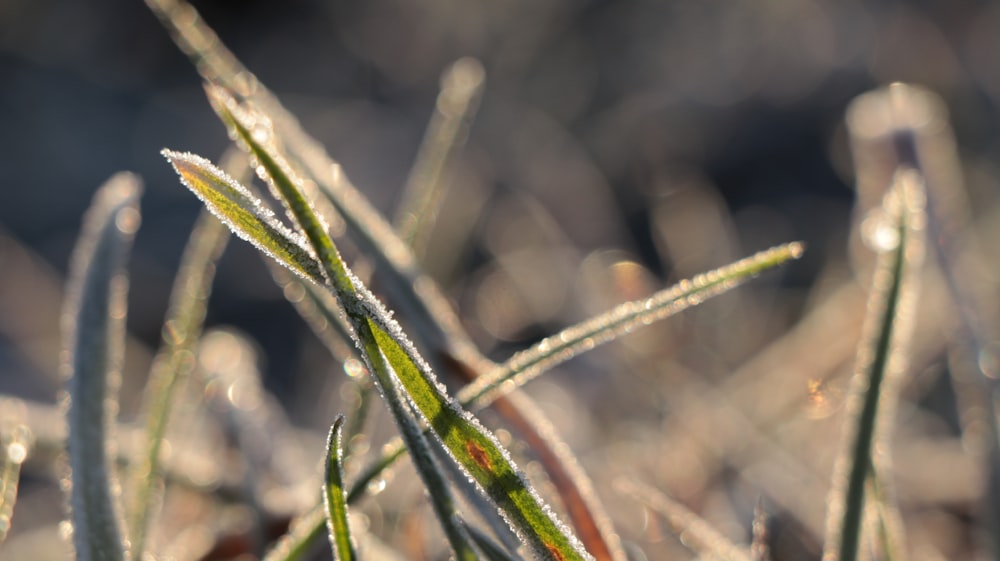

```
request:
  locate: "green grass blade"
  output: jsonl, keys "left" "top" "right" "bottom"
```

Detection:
{"left": 323, "top": 416, "right": 356, "bottom": 561}
{"left": 365, "top": 315, "right": 590, "bottom": 561}
{"left": 153, "top": 0, "right": 486, "bottom": 366}
{"left": 200, "top": 81, "right": 485, "bottom": 561}
{"left": 62, "top": 172, "right": 142, "bottom": 561}
{"left": 615, "top": 479, "right": 752, "bottom": 561}
{"left": 127, "top": 150, "right": 242, "bottom": 560}
{"left": 459, "top": 242, "right": 805, "bottom": 409}
{"left": 292, "top": 244, "right": 802, "bottom": 561}
{"left": 203, "top": 84, "right": 352, "bottom": 293}
{"left": 193, "top": 82, "right": 591, "bottom": 561}
{"left": 363, "top": 331, "right": 482, "bottom": 561}
{"left": 161, "top": 149, "right": 324, "bottom": 284}
{"left": 0, "top": 425, "right": 32, "bottom": 544}
{"left": 822, "top": 172, "right": 925, "bottom": 561}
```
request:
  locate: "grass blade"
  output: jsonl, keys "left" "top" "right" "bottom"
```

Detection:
{"left": 0, "top": 425, "right": 32, "bottom": 544}
{"left": 148, "top": 0, "right": 487, "bottom": 370}
{"left": 750, "top": 499, "right": 770, "bottom": 561}
{"left": 262, "top": 505, "right": 329, "bottom": 561}
{"left": 161, "top": 149, "right": 324, "bottom": 284}
{"left": 822, "top": 171, "right": 925, "bottom": 561}
{"left": 126, "top": 150, "right": 243, "bottom": 559}
{"left": 615, "top": 479, "right": 751, "bottom": 561}
{"left": 459, "top": 242, "right": 805, "bottom": 409}
{"left": 195, "top": 83, "right": 486, "bottom": 561}
{"left": 192, "top": 83, "right": 592, "bottom": 561}
{"left": 323, "top": 416, "right": 356, "bottom": 561}
{"left": 394, "top": 57, "right": 485, "bottom": 259}
{"left": 62, "top": 172, "right": 142, "bottom": 561}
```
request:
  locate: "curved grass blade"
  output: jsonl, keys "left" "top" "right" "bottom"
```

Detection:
{"left": 323, "top": 416, "right": 356, "bottom": 561}
{"left": 161, "top": 149, "right": 324, "bottom": 284}
{"left": 394, "top": 57, "right": 485, "bottom": 259}
{"left": 849, "top": 83, "right": 1000, "bottom": 560}
{"left": 345, "top": 244, "right": 802, "bottom": 531}
{"left": 365, "top": 335, "right": 482, "bottom": 561}
{"left": 127, "top": 150, "right": 244, "bottom": 560}
{"left": 145, "top": 11, "right": 613, "bottom": 555}
{"left": 199, "top": 83, "right": 484, "bottom": 561}
{"left": 197, "top": 86, "right": 592, "bottom": 561}
{"left": 615, "top": 479, "right": 751, "bottom": 561}
{"left": 485, "top": 390, "right": 623, "bottom": 561}
{"left": 146, "top": 0, "right": 487, "bottom": 367}
{"left": 0, "top": 425, "right": 32, "bottom": 544}
{"left": 821, "top": 172, "right": 925, "bottom": 561}
{"left": 334, "top": 244, "right": 803, "bottom": 557}
{"left": 62, "top": 172, "right": 142, "bottom": 561}
{"left": 459, "top": 242, "right": 805, "bottom": 409}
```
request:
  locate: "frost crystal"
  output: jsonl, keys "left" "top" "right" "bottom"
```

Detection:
{"left": 162, "top": 149, "right": 325, "bottom": 284}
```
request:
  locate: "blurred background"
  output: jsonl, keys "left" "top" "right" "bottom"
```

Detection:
{"left": 2, "top": 0, "right": 1000, "bottom": 559}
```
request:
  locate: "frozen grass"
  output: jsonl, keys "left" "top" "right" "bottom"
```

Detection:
{"left": 0, "top": 4, "right": 997, "bottom": 561}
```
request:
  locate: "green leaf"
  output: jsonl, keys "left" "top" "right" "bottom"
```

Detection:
{"left": 63, "top": 172, "right": 142, "bottom": 561}
{"left": 822, "top": 171, "right": 924, "bottom": 561}
{"left": 323, "top": 416, "right": 356, "bottom": 561}
{"left": 161, "top": 149, "right": 324, "bottom": 284}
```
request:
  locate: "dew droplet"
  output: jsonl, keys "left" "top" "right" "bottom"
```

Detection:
{"left": 115, "top": 207, "right": 141, "bottom": 235}
{"left": 251, "top": 124, "right": 270, "bottom": 144}
{"left": 366, "top": 478, "right": 387, "bottom": 495}
{"left": 344, "top": 358, "right": 366, "bottom": 378}
{"left": 861, "top": 211, "right": 899, "bottom": 252}
{"left": 6, "top": 441, "right": 26, "bottom": 464}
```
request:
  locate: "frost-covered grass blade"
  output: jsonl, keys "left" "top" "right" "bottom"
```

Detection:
{"left": 822, "top": 171, "right": 924, "bottom": 561}
{"left": 62, "top": 172, "right": 142, "bottom": 561}
{"left": 394, "top": 57, "right": 485, "bottom": 258}
{"left": 208, "top": 78, "right": 592, "bottom": 561}
{"left": 162, "top": 149, "right": 324, "bottom": 284}
{"left": 615, "top": 479, "right": 751, "bottom": 561}
{"left": 127, "top": 150, "right": 243, "bottom": 560}
{"left": 323, "top": 416, "right": 356, "bottom": 561}
{"left": 459, "top": 242, "right": 804, "bottom": 409}
{"left": 184, "top": 81, "right": 593, "bottom": 561}
{"left": 0, "top": 425, "right": 31, "bottom": 544}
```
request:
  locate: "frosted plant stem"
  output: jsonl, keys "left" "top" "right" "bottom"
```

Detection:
{"left": 0, "top": 425, "right": 32, "bottom": 544}
{"left": 615, "top": 479, "right": 752, "bottom": 561}
{"left": 323, "top": 416, "right": 357, "bottom": 561}
{"left": 393, "top": 57, "right": 485, "bottom": 259}
{"left": 822, "top": 173, "right": 924, "bottom": 561}
{"left": 164, "top": 91, "right": 592, "bottom": 561}
{"left": 146, "top": 0, "right": 487, "bottom": 375}
{"left": 127, "top": 149, "right": 242, "bottom": 560}
{"left": 63, "top": 173, "right": 142, "bottom": 561}
{"left": 848, "top": 84, "right": 1000, "bottom": 559}
{"left": 459, "top": 243, "right": 804, "bottom": 409}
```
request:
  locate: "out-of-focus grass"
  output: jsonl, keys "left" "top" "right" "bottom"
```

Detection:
{"left": 0, "top": 2, "right": 998, "bottom": 561}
